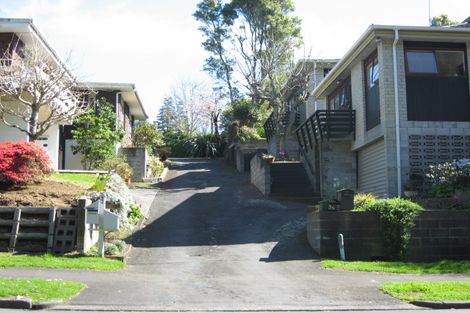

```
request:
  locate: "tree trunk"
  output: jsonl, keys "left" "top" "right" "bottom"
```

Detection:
{"left": 28, "top": 109, "right": 40, "bottom": 142}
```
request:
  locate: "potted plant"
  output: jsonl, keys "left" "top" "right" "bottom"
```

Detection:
{"left": 262, "top": 153, "right": 275, "bottom": 164}
{"left": 276, "top": 150, "right": 290, "bottom": 162}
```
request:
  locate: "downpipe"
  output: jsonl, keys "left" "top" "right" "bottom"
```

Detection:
{"left": 392, "top": 28, "right": 402, "bottom": 196}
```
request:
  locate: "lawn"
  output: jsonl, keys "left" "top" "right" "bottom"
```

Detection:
{"left": 48, "top": 172, "right": 99, "bottom": 187}
{"left": 381, "top": 281, "right": 470, "bottom": 302}
{"left": 0, "top": 253, "right": 124, "bottom": 271}
{"left": 321, "top": 259, "right": 470, "bottom": 274}
{"left": 0, "top": 277, "right": 85, "bottom": 303}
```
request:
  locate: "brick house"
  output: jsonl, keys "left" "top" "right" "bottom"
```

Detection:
{"left": 276, "top": 22, "right": 470, "bottom": 198}
{"left": 60, "top": 82, "right": 148, "bottom": 170}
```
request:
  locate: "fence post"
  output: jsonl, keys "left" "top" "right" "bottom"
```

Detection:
{"left": 76, "top": 197, "right": 90, "bottom": 254}
{"left": 9, "top": 208, "right": 21, "bottom": 252}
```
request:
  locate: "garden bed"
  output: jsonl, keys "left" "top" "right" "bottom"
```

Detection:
{"left": 307, "top": 209, "right": 470, "bottom": 261}
{"left": 0, "top": 180, "right": 86, "bottom": 208}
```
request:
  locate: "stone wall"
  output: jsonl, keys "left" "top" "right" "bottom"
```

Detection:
{"left": 250, "top": 153, "right": 271, "bottom": 196}
{"left": 119, "top": 147, "right": 148, "bottom": 182}
{"left": 235, "top": 141, "right": 267, "bottom": 173}
{"left": 307, "top": 210, "right": 470, "bottom": 261}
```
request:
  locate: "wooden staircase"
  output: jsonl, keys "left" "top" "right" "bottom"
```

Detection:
{"left": 269, "top": 162, "right": 320, "bottom": 204}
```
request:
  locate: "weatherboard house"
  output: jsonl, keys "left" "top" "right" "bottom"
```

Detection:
{"left": 0, "top": 18, "right": 149, "bottom": 171}
{"left": 60, "top": 82, "right": 148, "bottom": 171}
{"left": 0, "top": 18, "right": 71, "bottom": 170}
{"left": 266, "top": 20, "right": 470, "bottom": 198}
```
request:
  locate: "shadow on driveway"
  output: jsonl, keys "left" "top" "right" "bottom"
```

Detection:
{"left": 128, "top": 158, "right": 318, "bottom": 262}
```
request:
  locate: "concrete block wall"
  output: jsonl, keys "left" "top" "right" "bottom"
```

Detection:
{"left": 250, "top": 153, "right": 271, "bottom": 196}
{"left": 307, "top": 210, "right": 470, "bottom": 261}
{"left": 319, "top": 140, "right": 356, "bottom": 198}
{"left": 119, "top": 147, "right": 148, "bottom": 182}
{"left": 266, "top": 130, "right": 300, "bottom": 160}
{"left": 235, "top": 141, "right": 267, "bottom": 173}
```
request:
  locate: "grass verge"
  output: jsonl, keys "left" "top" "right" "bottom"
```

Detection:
{"left": 0, "top": 253, "right": 124, "bottom": 271}
{"left": 0, "top": 277, "right": 85, "bottom": 303}
{"left": 321, "top": 259, "right": 470, "bottom": 274}
{"left": 48, "top": 172, "right": 98, "bottom": 187}
{"left": 380, "top": 281, "right": 470, "bottom": 302}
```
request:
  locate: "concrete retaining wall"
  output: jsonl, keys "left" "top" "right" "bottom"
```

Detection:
{"left": 119, "top": 147, "right": 148, "bottom": 182}
{"left": 250, "top": 154, "right": 271, "bottom": 196}
{"left": 307, "top": 210, "right": 470, "bottom": 261}
{"left": 235, "top": 141, "right": 267, "bottom": 173}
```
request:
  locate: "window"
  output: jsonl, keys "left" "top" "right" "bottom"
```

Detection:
{"left": 406, "top": 49, "right": 466, "bottom": 76}
{"left": 406, "top": 51, "right": 438, "bottom": 73}
{"left": 327, "top": 78, "right": 351, "bottom": 110}
{"left": 364, "top": 52, "right": 380, "bottom": 130}
{"left": 404, "top": 41, "right": 470, "bottom": 121}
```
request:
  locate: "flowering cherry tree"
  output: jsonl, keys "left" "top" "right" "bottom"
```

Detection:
{"left": 0, "top": 40, "right": 86, "bottom": 141}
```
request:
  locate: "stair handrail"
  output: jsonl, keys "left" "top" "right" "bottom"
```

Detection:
{"left": 299, "top": 145, "right": 315, "bottom": 176}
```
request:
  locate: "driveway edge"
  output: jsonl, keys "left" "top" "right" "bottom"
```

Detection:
{"left": 411, "top": 300, "right": 470, "bottom": 309}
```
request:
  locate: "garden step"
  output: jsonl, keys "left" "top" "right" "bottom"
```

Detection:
{"left": 268, "top": 160, "right": 317, "bottom": 203}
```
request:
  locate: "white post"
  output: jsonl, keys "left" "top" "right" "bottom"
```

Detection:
{"left": 338, "top": 233, "right": 346, "bottom": 261}
{"left": 98, "top": 193, "right": 106, "bottom": 257}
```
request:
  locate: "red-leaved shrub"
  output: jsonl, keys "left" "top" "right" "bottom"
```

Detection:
{"left": 0, "top": 141, "right": 51, "bottom": 186}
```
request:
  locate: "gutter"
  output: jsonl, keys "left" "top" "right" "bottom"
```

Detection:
{"left": 392, "top": 28, "right": 402, "bottom": 196}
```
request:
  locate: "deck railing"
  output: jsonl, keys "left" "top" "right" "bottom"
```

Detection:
{"left": 295, "top": 110, "right": 355, "bottom": 151}
{"left": 263, "top": 109, "right": 291, "bottom": 141}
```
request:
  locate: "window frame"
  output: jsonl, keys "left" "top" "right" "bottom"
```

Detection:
{"left": 403, "top": 41, "right": 469, "bottom": 78}
{"left": 405, "top": 46, "right": 467, "bottom": 78}
{"left": 364, "top": 51, "right": 381, "bottom": 130}
{"left": 327, "top": 77, "right": 351, "bottom": 110}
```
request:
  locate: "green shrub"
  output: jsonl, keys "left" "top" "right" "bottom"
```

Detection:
{"left": 100, "top": 157, "right": 133, "bottom": 182}
{"left": 256, "top": 127, "right": 266, "bottom": 139}
{"left": 127, "top": 204, "right": 143, "bottom": 225}
{"left": 353, "top": 193, "right": 377, "bottom": 211}
{"left": 185, "top": 134, "right": 223, "bottom": 157}
{"left": 148, "top": 156, "right": 165, "bottom": 177}
{"left": 104, "top": 244, "right": 120, "bottom": 256}
{"left": 239, "top": 126, "right": 262, "bottom": 143}
{"left": 91, "top": 174, "right": 111, "bottom": 192}
{"left": 362, "top": 198, "right": 423, "bottom": 259}
{"left": 158, "top": 146, "right": 171, "bottom": 161}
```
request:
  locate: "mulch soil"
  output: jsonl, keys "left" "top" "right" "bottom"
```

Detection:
{"left": 0, "top": 180, "right": 86, "bottom": 208}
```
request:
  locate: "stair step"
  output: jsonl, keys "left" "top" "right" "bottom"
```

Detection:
{"left": 268, "top": 159, "right": 318, "bottom": 201}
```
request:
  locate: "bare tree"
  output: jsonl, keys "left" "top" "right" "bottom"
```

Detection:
{"left": 0, "top": 39, "right": 85, "bottom": 141}
{"left": 170, "top": 78, "right": 211, "bottom": 136}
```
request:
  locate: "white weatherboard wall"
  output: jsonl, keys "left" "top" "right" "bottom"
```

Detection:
{"left": 358, "top": 139, "right": 387, "bottom": 197}
{"left": 0, "top": 116, "right": 28, "bottom": 142}
{"left": 35, "top": 124, "right": 60, "bottom": 170}
{"left": 64, "top": 139, "right": 84, "bottom": 170}
{"left": 0, "top": 121, "right": 61, "bottom": 170}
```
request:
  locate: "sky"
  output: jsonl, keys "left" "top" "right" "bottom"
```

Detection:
{"left": 0, "top": 0, "right": 468, "bottom": 120}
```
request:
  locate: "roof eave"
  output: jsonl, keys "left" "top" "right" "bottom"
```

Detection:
{"left": 313, "top": 25, "right": 376, "bottom": 98}
{"left": 313, "top": 24, "right": 470, "bottom": 98}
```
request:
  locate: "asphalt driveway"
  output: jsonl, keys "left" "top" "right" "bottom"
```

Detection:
{"left": 2, "top": 158, "right": 466, "bottom": 311}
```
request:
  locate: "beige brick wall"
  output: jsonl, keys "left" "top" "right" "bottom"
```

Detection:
{"left": 375, "top": 38, "right": 470, "bottom": 196}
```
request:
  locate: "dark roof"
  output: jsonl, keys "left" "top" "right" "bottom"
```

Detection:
{"left": 462, "top": 16, "right": 470, "bottom": 26}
